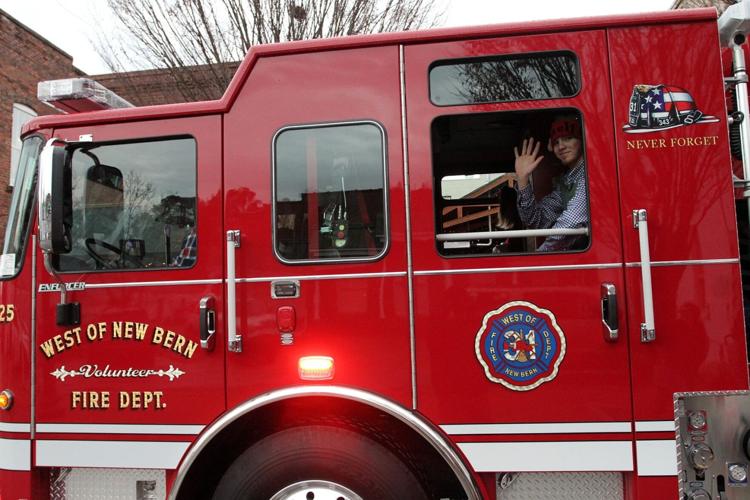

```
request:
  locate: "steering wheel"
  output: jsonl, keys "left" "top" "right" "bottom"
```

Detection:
{"left": 84, "top": 238, "right": 143, "bottom": 269}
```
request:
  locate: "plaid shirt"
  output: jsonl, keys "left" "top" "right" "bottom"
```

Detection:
{"left": 516, "top": 158, "right": 588, "bottom": 251}
{"left": 173, "top": 227, "right": 197, "bottom": 267}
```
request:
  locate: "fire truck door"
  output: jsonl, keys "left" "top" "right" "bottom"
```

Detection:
{"left": 404, "top": 31, "right": 635, "bottom": 472}
{"left": 222, "top": 47, "right": 411, "bottom": 408}
{"left": 33, "top": 116, "right": 225, "bottom": 469}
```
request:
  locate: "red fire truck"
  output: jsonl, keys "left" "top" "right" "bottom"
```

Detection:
{"left": 2, "top": 4, "right": 750, "bottom": 499}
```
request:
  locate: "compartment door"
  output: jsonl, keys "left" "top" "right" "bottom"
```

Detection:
{"left": 609, "top": 21, "right": 749, "bottom": 478}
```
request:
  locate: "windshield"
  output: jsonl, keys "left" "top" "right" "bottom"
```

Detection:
{"left": 1, "top": 135, "right": 43, "bottom": 278}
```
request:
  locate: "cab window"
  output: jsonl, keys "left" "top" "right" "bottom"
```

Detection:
{"left": 433, "top": 108, "right": 590, "bottom": 256}
{"left": 430, "top": 51, "right": 579, "bottom": 106}
{"left": 54, "top": 137, "right": 197, "bottom": 272}
{"left": 274, "top": 122, "right": 387, "bottom": 262}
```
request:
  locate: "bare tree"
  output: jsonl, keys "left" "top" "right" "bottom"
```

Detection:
{"left": 96, "top": 0, "right": 445, "bottom": 102}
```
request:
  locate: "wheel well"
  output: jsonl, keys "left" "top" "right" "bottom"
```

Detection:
{"left": 174, "top": 396, "right": 468, "bottom": 500}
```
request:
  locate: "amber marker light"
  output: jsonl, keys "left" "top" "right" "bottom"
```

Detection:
{"left": 0, "top": 389, "right": 13, "bottom": 410}
{"left": 298, "top": 356, "right": 335, "bottom": 381}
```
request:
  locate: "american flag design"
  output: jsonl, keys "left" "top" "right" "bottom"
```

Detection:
{"left": 624, "top": 84, "right": 718, "bottom": 133}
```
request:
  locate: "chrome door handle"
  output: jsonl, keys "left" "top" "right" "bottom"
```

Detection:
{"left": 226, "top": 230, "right": 242, "bottom": 353}
{"left": 199, "top": 296, "right": 216, "bottom": 350}
{"left": 633, "top": 209, "right": 656, "bottom": 342}
{"left": 601, "top": 283, "right": 619, "bottom": 342}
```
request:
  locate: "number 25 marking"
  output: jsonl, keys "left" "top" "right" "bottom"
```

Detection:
{"left": 0, "top": 304, "right": 16, "bottom": 323}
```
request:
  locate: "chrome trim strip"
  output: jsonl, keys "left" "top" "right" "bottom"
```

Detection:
{"left": 635, "top": 440, "right": 678, "bottom": 476}
{"left": 400, "top": 44, "right": 418, "bottom": 410}
{"left": 458, "top": 441, "right": 633, "bottom": 472}
{"left": 414, "top": 263, "right": 622, "bottom": 276}
{"left": 167, "top": 386, "right": 481, "bottom": 500}
{"left": 271, "top": 120, "right": 391, "bottom": 265}
{"left": 237, "top": 271, "right": 406, "bottom": 283}
{"left": 437, "top": 227, "right": 588, "bottom": 241}
{"left": 625, "top": 258, "right": 739, "bottom": 268}
{"left": 0, "top": 438, "right": 31, "bottom": 470}
{"left": 36, "top": 440, "right": 190, "bottom": 469}
{"left": 36, "top": 423, "right": 205, "bottom": 435}
{"left": 31, "top": 235, "right": 37, "bottom": 440}
{"left": 0, "top": 422, "right": 31, "bottom": 433}
{"left": 84, "top": 278, "right": 222, "bottom": 289}
{"left": 635, "top": 421, "right": 675, "bottom": 432}
{"left": 441, "top": 421, "right": 632, "bottom": 435}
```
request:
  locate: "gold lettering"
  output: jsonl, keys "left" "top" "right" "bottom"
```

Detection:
{"left": 135, "top": 323, "right": 148, "bottom": 340}
{"left": 72, "top": 391, "right": 110, "bottom": 409}
{"left": 164, "top": 330, "right": 175, "bottom": 349}
{"left": 39, "top": 339, "right": 56, "bottom": 358}
{"left": 53, "top": 335, "right": 65, "bottom": 351}
{"left": 173, "top": 334, "right": 186, "bottom": 354}
{"left": 152, "top": 326, "right": 164, "bottom": 345}
{"left": 119, "top": 391, "right": 165, "bottom": 410}
{"left": 183, "top": 340, "right": 198, "bottom": 359}
{"left": 112, "top": 321, "right": 123, "bottom": 338}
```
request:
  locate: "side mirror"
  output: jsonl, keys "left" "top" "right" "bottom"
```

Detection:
{"left": 38, "top": 138, "right": 72, "bottom": 254}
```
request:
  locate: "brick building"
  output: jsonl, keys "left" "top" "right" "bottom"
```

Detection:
{"left": 0, "top": 9, "right": 81, "bottom": 234}
{"left": 0, "top": 8, "right": 237, "bottom": 245}
{"left": 92, "top": 62, "right": 240, "bottom": 107}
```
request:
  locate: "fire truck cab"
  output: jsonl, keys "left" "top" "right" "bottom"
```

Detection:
{"left": 1, "top": 5, "right": 749, "bottom": 500}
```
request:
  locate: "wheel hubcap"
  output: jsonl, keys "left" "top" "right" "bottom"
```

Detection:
{"left": 269, "top": 480, "right": 363, "bottom": 500}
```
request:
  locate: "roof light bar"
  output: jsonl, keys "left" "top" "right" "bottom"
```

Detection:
{"left": 37, "top": 78, "right": 134, "bottom": 114}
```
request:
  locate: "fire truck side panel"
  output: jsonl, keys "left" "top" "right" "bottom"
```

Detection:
{"left": 33, "top": 116, "right": 225, "bottom": 467}
{"left": 403, "top": 28, "right": 634, "bottom": 470}
{"left": 222, "top": 47, "right": 413, "bottom": 407}
{"left": 0, "top": 205, "right": 35, "bottom": 500}
{"left": 608, "top": 19, "right": 750, "bottom": 493}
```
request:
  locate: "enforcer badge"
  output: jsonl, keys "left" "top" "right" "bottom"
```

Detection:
{"left": 475, "top": 301, "right": 566, "bottom": 391}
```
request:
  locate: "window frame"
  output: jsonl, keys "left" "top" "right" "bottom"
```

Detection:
{"left": 430, "top": 107, "right": 592, "bottom": 258}
{"left": 428, "top": 50, "right": 581, "bottom": 107}
{"left": 51, "top": 134, "right": 199, "bottom": 274}
{"left": 1, "top": 134, "right": 43, "bottom": 280}
{"left": 272, "top": 120, "right": 390, "bottom": 265}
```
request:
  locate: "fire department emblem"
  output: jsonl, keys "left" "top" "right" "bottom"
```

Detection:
{"left": 475, "top": 301, "right": 566, "bottom": 391}
{"left": 623, "top": 84, "right": 719, "bottom": 133}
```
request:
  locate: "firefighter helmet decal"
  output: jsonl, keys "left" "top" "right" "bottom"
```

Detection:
{"left": 623, "top": 84, "right": 719, "bottom": 133}
{"left": 475, "top": 301, "right": 566, "bottom": 391}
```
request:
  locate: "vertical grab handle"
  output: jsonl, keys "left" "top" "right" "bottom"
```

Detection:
{"left": 227, "top": 230, "right": 242, "bottom": 353}
{"left": 633, "top": 209, "right": 656, "bottom": 343}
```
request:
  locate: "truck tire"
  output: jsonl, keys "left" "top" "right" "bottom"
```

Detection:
{"left": 211, "top": 424, "right": 429, "bottom": 500}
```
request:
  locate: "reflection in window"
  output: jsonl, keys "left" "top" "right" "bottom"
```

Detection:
{"left": 1, "top": 136, "right": 42, "bottom": 277}
{"left": 430, "top": 52, "right": 578, "bottom": 106}
{"left": 275, "top": 122, "right": 387, "bottom": 262}
{"left": 433, "top": 109, "right": 589, "bottom": 256}
{"left": 10, "top": 103, "right": 37, "bottom": 186}
{"left": 55, "top": 137, "right": 197, "bottom": 271}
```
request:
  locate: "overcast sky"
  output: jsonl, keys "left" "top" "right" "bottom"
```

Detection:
{"left": 0, "top": 0, "right": 677, "bottom": 74}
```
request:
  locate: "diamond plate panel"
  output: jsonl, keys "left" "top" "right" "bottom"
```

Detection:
{"left": 53, "top": 468, "right": 166, "bottom": 500}
{"left": 497, "top": 472, "right": 623, "bottom": 500}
